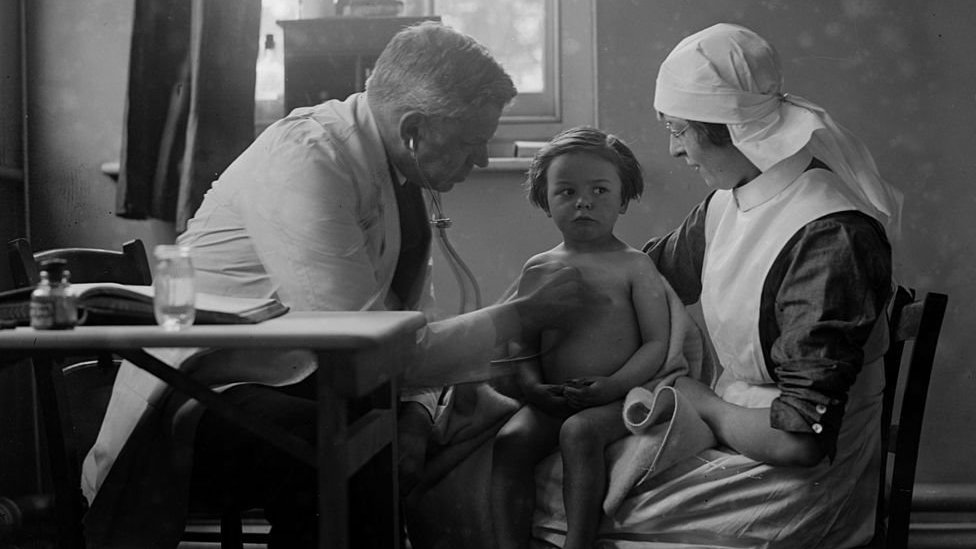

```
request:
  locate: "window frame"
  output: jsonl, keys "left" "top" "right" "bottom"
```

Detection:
{"left": 428, "top": 0, "right": 596, "bottom": 151}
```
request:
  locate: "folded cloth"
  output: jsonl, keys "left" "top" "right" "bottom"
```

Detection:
{"left": 603, "top": 384, "right": 717, "bottom": 514}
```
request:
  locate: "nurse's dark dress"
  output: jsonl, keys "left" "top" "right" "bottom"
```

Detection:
{"left": 532, "top": 149, "right": 892, "bottom": 549}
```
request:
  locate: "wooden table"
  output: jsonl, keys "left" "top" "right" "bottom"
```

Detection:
{"left": 0, "top": 311, "right": 427, "bottom": 548}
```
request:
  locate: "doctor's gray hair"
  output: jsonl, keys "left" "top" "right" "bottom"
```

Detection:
{"left": 366, "top": 21, "right": 516, "bottom": 120}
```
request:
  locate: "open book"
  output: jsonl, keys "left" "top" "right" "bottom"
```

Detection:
{"left": 0, "top": 283, "right": 289, "bottom": 326}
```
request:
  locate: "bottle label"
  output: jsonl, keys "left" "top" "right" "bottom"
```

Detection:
{"left": 30, "top": 295, "right": 77, "bottom": 330}
{"left": 30, "top": 299, "right": 55, "bottom": 330}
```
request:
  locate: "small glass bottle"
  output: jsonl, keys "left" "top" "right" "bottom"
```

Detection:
{"left": 153, "top": 245, "right": 196, "bottom": 331}
{"left": 29, "top": 258, "right": 78, "bottom": 330}
{"left": 254, "top": 33, "right": 285, "bottom": 132}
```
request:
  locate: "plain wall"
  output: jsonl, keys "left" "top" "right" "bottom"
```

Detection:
{"left": 23, "top": 0, "right": 175, "bottom": 253}
{"left": 1, "top": 0, "right": 25, "bottom": 261}
{"left": 12, "top": 0, "right": 976, "bottom": 493}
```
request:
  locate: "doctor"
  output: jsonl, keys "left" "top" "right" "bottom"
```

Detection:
{"left": 82, "top": 21, "right": 584, "bottom": 548}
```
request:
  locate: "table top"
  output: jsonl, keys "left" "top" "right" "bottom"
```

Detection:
{"left": 0, "top": 311, "right": 426, "bottom": 350}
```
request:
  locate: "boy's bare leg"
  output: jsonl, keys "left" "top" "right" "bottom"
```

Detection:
{"left": 559, "top": 401, "right": 628, "bottom": 549}
{"left": 491, "top": 405, "right": 563, "bottom": 549}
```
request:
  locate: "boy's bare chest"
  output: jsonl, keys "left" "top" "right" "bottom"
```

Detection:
{"left": 548, "top": 263, "right": 638, "bottom": 338}
{"left": 573, "top": 258, "right": 634, "bottom": 308}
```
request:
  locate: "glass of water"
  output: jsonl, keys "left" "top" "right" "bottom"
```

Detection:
{"left": 153, "top": 245, "right": 196, "bottom": 331}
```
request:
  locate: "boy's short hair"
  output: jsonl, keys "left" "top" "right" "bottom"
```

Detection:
{"left": 526, "top": 126, "right": 644, "bottom": 213}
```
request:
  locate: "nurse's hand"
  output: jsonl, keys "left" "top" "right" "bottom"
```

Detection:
{"left": 514, "top": 260, "right": 587, "bottom": 332}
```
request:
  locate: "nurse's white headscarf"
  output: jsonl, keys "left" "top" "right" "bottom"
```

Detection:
{"left": 654, "top": 23, "right": 903, "bottom": 242}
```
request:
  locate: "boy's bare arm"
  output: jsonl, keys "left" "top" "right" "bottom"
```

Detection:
{"left": 512, "top": 338, "right": 543, "bottom": 387}
{"left": 513, "top": 253, "right": 571, "bottom": 415}
{"left": 509, "top": 252, "right": 551, "bottom": 385}
{"left": 515, "top": 349, "right": 569, "bottom": 415}
{"left": 604, "top": 255, "right": 671, "bottom": 395}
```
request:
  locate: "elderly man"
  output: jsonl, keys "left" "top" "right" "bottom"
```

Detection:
{"left": 82, "top": 22, "right": 583, "bottom": 548}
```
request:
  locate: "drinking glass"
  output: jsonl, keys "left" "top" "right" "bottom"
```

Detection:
{"left": 153, "top": 245, "right": 195, "bottom": 331}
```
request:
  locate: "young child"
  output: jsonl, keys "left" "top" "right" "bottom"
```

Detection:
{"left": 490, "top": 127, "right": 672, "bottom": 549}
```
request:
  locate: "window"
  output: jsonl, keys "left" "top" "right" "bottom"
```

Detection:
{"left": 258, "top": 0, "right": 596, "bottom": 151}
{"left": 423, "top": 0, "right": 596, "bottom": 152}
{"left": 434, "top": 0, "right": 557, "bottom": 122}
{"left": 255, "top": 0, "right": 299, "bottom": 134}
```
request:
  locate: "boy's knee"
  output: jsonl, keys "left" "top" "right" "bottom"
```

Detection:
{"left": 558, "top": 414, "right": 600, "bottom": 450}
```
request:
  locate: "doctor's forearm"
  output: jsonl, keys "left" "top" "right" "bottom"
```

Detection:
{"left": 403, "top": 306, "right": 514, "bottom": 388}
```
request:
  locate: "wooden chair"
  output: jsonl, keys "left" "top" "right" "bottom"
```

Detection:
{"left": 5, "top": 239, "right": 262, "bottom": 548}
{"left": 858, "top": 286, "right": 948, "bottom": 549}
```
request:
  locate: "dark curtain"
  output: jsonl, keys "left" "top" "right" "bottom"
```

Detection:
{"left": 116, "top": 0, "right": 261, "bottom": 232}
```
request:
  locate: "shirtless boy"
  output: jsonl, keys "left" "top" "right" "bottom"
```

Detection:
{"left": 490, "top": 126, "right": 671, "bottom": 549}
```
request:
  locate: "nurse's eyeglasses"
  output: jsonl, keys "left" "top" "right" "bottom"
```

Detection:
{"left": 665, "top": 121, "right": 690, "bottom": 139}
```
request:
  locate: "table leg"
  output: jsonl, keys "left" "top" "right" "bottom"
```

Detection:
{"left": 314, "top": 337, "right": 408, "bottom": 549}
{"left": 30, "top": 354, "right": 85, "bottom": 549}
{"left": 347, "top": 380, "right": 399, "bottom": 548}
{"left": 317, "top": 351, "right": 348, "bottom": 548}
{"left": 389, "top": 373, "right": 401, "bottom": 547}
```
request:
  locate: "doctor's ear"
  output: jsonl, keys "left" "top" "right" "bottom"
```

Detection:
{"left": 398, "top": 110, "right": 426, "bottom": 156}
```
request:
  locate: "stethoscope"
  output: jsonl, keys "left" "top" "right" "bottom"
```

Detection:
{"left": 404, "top": 138, "right": 549, "bottom": 371}
{"left": 408, "top": 137, "right": 483, "bottom": 315}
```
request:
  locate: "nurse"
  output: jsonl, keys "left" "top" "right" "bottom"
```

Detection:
{"left": 536, "top": 22, "right": 903, "bottom": 548}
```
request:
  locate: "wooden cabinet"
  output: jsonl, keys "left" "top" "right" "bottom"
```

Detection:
{"left": 278, "top": 16, "right": 439, "bottom": 112}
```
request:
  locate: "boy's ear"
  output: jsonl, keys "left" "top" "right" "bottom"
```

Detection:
{"left": 619, "top": 201, "right": 629, "bottom": 214}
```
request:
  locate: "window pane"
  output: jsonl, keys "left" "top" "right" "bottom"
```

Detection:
{"left": 255, "top": 0, "right": 300, "bottom": 133}
{"left": 435, "top": 0, "right": 547, "bottom": 94}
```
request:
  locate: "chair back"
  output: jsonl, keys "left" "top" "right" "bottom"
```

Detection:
{"left": 7, "top": 238, "right": 152, "bottom": 288}
{"left": 5, "top": 238, "right": 154, "bottom": 464}
{"left": 871, "top": 286, "right": 948, "bottom": 549}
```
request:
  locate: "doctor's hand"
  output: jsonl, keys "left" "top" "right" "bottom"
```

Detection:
{"left": 513, "top": 261, "right": 587, "bottom": 333}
